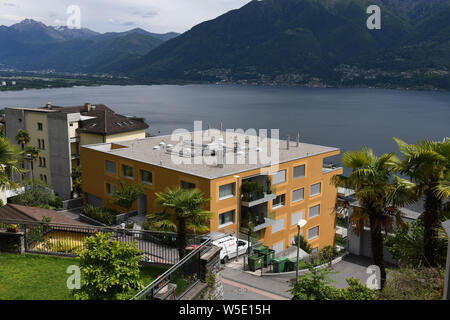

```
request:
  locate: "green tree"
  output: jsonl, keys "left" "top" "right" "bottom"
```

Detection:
{"left": 149, "top": 187, "right": 213, "bottom": 259}
{"left": 291, "top": 233, "right": 313, "bottom": 254}
{"left": 393, "top": 138, "right": 450, "bottom": 267}
{"left": 385, "top": 218, "right": 449, "bottom": 268}
{"left": 332, "top": 148, "right": 406, "bottom": 289}
{"left": 0, "top": 137, "right": 25, "bottom": 190}
{"left": 15, "top": 129, "right": 30, "bottom": 150}
{"left": 291, "top": 266, "right": 337, "bottom": 300}
{"left": 74, "top": 232, "right": 143, "bottom": 300}
{"left": 9, "top": 181, "right": 62, "bottom": 209}
{"left": 71, "top": 166, "right": 82, "bottom": 195}
{"left": 110, "top": 179, "right": 145, "bottom": 211}
{"left": 24, "top": 145, "right": 40, "bottom": 182}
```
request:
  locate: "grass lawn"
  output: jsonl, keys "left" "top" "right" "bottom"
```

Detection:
{"left": 0, "top": 253, "right": 168, "bottom": 300}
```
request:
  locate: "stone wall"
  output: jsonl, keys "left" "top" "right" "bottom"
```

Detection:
{"left": 199, "top": 245, "right": 224, "bottom": 300}
{"left": 0, "top": 231, "right": 25, "bottom": 254}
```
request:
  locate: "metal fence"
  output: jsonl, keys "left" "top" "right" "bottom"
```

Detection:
{"left": 0, "top": 218, "right": 203, "bottom": 265}
{"left": 132, "top": 238, "right": 212, "bottom": 300}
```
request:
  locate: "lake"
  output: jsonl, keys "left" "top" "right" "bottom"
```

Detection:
{"left": 1, "top": 84, "right": 449, "bottom": 166}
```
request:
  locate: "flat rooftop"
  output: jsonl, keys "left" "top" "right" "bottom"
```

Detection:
{"left": 83, "top": 129, "right": 340, "bottom": 179}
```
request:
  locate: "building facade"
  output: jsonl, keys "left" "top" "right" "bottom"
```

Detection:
{"left": 80, "top": 129, "right": 342, "bottom": 253}
{"left": 5, "top": 103, "right": 149, "bottom": 200}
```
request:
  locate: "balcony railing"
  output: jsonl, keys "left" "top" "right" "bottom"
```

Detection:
{"left": 322, "top": 163, "right": 342, "bottom": 174}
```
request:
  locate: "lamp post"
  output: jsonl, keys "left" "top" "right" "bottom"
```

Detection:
{"left": 443, "top": 219, "right": 450, "bottom": 300}
{"left": 296, "top": 219, "right": 307, "bottom": 285}
{"left": 234, "top": 175, "right": 240, "bottom": 262}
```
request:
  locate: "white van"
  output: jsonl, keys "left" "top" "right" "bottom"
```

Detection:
{"left": 212, "top": 236, "right": 250, "bottom": 263}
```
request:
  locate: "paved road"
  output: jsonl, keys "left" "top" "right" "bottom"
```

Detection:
{"left": 221, "top": 258, "right": 292, "bottom": 300}
{"left": 221, "top": 254, "right": 393, "bottom": 299}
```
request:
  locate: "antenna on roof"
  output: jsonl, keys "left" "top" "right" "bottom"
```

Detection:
{"left": 296, "top": 132, "right": 300, "bottom": 147}
{"left": 104, "top": 110, "right": 107, "bottom": 133}
{"left": 287, "top": 135, "right": 290, "bottom": 150}
{"left": 219, "top": 122, "right": 223, "bottom": 132}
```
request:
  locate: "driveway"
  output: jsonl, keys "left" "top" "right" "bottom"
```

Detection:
{"left": 221, "top": 254, "right": 393, "bottom": 299}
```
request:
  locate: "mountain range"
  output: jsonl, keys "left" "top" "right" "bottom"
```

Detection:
{"left": 118, "top": 0, "right": 450, "bottom": 89}
{"left": 1, "top": 0, "right": 449, "bottom": 89}
{"left": 0, "top": 19, "right": 179, "bottom": 73}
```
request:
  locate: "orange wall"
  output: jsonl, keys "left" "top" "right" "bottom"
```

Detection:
{"left": 81, "top": 146, "right": 341, "bottom": 251}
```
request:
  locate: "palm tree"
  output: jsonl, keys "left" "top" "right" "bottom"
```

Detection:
{"left": 0, "top": 137, "right": 25, "bottom": 190}
{"left": 332, "top": 148, "right": 405, "bottom": 289}
{"left": 15, "top": 129, "right": 30, "bottom": 150}
{"left": 110, "top": 179, "right": 145, "bottom": 211}
{"left": 24, "top": 146, "right": 40, "bottom": 182}
{"left": 150, "top": 187, "right": 213, "bottom": 259}
{"left": 393, "top": 138, "right": 450, "bottom": 267}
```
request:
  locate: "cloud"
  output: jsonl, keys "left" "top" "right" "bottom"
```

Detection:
{"left": 0, "top": 0, "right": 251, "bottom": 33}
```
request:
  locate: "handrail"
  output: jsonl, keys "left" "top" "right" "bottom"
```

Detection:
{"left": 132, "top": 238, "right": 212, "bottom": 300}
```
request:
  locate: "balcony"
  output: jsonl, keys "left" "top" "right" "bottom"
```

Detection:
{"left": 241, "top": 192, "right": 276, "bottom": 207}
{"left": 322, "top": 163, "right": 342, "bottom": 174}
{"left": 240, "top": 206, "right": 276, "bottom": 232}
{"left": 240, "top": 176, "right": 276, "bottom": 207}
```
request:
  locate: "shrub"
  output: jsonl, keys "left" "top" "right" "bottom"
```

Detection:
{"left": 376, "top": 267, "right": 444, "bottom": 300}
{"left": 74, "top": 232, "right": 144, "bottom": 300}
{"left": 319, "top": 245, "right": 339, "bottom": 265}
{"left": 82, "top": 205, "right": 118, "bottom": 226}
{"left": 10, "top": 183, "right": 62, "bottom": 209}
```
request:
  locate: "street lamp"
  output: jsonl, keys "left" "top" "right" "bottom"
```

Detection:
{"left": 296, "top": 218, "right": 307, "bottom": 285}
{"left": 234, "top": 175, "right": 240, "bottom": 262}
{"left": 443, "top": 219, "right": 450, "bottom": 300}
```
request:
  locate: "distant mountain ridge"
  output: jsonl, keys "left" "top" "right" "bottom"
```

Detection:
{"left": 0, "top": 19, "right": 179, "bottom": 72}
{"left": 115, "top": 0, "right": 449, "bottom": 89}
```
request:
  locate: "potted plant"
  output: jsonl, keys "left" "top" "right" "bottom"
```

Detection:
{"left": 6, "top": 224, "right": 19, "bottom": 233}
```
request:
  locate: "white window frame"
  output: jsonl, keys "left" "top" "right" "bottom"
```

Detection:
{"left": 273, "top": 170, "right": 286, "bottom": 185}
{"left": 308, "top": 226, "right": 319, "bottom": 240}
{"left": 219, "top": 183, "right": 235, "bottom": 200}
{"left": 309, "top": 204, "right": 320, "bottom": 219}
{"left": 292, "top": 188, "right": 304, "bottom": 203}
{"left": 219, "top": 210, "right": 235, "bottom": 228}
{"left": 310, "top": 182, "right": 322, "bottom": 197}
{"left": 293, "top": 164, "right": 305, "bottom": 179}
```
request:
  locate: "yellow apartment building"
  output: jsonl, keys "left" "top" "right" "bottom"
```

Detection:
{"left": 5, "top": 103, "right": 148, "bottom": 199}
{"left": 80, "top": 129, "right": 342, "bottom": 253}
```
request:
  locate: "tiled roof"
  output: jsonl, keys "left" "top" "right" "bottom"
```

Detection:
{"left": 0, "top": 204, "right": 85, "bottom": 225}
{"left": 48, "top": 103, "right": 149, "bottom": 135}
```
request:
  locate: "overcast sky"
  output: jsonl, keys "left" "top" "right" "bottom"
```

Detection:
{"left": 0, "top": 0, "right": 251, "bottom": 33}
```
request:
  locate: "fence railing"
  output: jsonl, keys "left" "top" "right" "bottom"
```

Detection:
{"left": 132, "top": 238, "right": 212, "bottom": 300}
{"left": 0, "top": 218, "right": 202, "bottom": 265}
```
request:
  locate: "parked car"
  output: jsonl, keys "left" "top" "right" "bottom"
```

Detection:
{"left": 212, "top": 236, "right": 250, "bottom": 263}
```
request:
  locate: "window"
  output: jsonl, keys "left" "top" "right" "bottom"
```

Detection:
{"left": 219, "top": 210, "right": 234, "bottom": 227}
{"left": 273, "top": 170, "right": 286, "bottom": 185}
{"left": 40, "top": 174, "right": 47, "bottom": 184}
{"left": 310, "top": 182, "right": 322, "bottom": 197}
{"left": 311, "top": 247, "right": 319, "bottom": 254}
{"left": 105, "top": 160, "right": 116, "bottom": 174}
{"left": 106, "top": 183, "right": 117, "bottom": 195}
{"left": 37, "top": 122, "right": 43, "bottom": 131}
{"left": 219, "top": 183, "right": 235, "bottom": 199}
{"left": 292, "top": 188, "right": 304, "bottom": 203}
{"left": 141, "top": 170, "right": 152, "bottom": 185}
{"left": 291, "top": 211, "right": 304, "bottom": 226}
{"left": 122, "top": 164, "right": 134, "bottom": 179}
{"left": 41, "top": 157, "right": 46, "bottom": 168}
{"left": 293, "top": 164, "right": 305, "bottom": 179}
{"left": 308, "top": 226, "right": 319, "bottom": 240}
{"left": 38, "top": 139, "right": 45, "bottom": 150}
{"left": 271, "top": 218, "right": 285, "bottom": 234}
{"left": 272, "top": 194, "right": 285, "bottom": 209}
{"left": 181, "top": 181, "right": 196, "bottom": 190}
{"left": 309, "top": 204, "right": 320, "bottom": 218}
